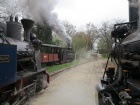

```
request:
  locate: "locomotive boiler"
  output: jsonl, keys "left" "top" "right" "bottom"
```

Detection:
{"left": 0, "top": 16, "right": 49, "bottom": 105}
{"left": 97, "top": 0, "right": 140, "bottom": 105}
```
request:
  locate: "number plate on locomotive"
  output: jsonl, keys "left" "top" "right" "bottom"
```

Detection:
{"left": 0, "top": 55, "right": 10, "bottom": 63}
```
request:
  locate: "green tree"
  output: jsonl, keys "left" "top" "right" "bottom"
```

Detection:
{"left": 72, "top": 32, "right": 87, "bottom": 51}
{"left": 72, "top": 32, "right": 89, "bottom": 59}
{"left": 52, "top": 36, "right": 66, "bottom": 47}
{"left": 97, "top": 21, "right": 115, "bottom": 57}
{"left": 32, "top": 24, "right": 53, "bottom": 44}
{"left": 97, "top": 38, "right": 108, "bottom": 57}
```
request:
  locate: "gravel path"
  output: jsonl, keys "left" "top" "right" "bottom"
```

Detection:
{"left": 26, "top": 59, "right": 105, "bottom": 105}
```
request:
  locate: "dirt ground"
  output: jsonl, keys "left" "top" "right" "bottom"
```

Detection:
{"left": 26, "top": 59, "right": 107, "bottom": 105}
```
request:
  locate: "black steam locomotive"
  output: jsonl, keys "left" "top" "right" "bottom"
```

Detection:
{"left": 97, "top": 0, "right": 140, "bottom": 105}
{"left": 0, "top": 16, "right": 49, "bottom": 105}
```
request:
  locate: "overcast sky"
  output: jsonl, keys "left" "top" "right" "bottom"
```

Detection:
{"left": 54, "top": 0, "right": 129, "bottom": 27}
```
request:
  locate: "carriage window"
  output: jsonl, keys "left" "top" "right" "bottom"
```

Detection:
{"left": 57, "top": 49, "right": 59, "bottom": 53}
{"left": 54, "top": 49, "right": 55, "bottom": 53}
{"left": 51, "top": 49, "right": 54, "bottom": 53}
{"left": 54, "top": 49, "right": 58, "bottom": 53}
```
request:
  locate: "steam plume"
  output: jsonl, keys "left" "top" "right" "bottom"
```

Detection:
{"left": 0, "top": 0, "right": 71, "bottom": 44}
{"left": 0, "top": 0, "right": 71, "bottom": 43}
{"left": 22, "top": 0, "right": 72, "bottom": 44}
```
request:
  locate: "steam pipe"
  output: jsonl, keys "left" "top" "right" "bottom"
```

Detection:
{"left": 106, "top": 63, "right": 123, "bottom": 88}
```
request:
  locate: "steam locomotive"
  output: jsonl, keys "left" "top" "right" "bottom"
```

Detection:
{"left": 0, "top": 16, "right": 49, "bottom": 105}
{"left": 97, "top": 0, "right": 140, "bottom": 105}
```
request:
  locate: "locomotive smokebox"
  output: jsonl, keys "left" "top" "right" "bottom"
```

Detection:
{"left": 21, "top": 19, "right": 34, "bottom": 42}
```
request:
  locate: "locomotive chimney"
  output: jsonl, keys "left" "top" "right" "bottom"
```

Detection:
{"left": 21, "top": 19, "right": 34, "bottom": 42}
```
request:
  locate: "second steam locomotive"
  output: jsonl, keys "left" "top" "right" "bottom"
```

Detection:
{"left": 97, "top": 0, "right": 140, "bottom": 105}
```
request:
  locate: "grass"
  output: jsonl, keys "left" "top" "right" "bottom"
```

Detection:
{"left": 45, "top": 61, "right": 79, "bottom": 73}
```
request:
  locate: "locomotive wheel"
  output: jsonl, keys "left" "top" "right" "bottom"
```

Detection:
{"left": 36, "top": 73, "right": 48, "bottom": 92}
{"left": 42, "top": 73, "right": 49, "bottom": 89}
{"left": 36, "top": 75, "right": 43, "bottom": 92}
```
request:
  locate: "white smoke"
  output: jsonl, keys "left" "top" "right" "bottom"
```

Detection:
{"left": 22, "top": 0, "right": 72, "bottom": 44}
{"left": 0, "top": 0, "right": 71, "bottom": 44}
{"left": 0, "top": 0, "right": 20, "bottom": 16}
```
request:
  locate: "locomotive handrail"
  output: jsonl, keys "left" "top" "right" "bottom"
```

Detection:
{"left": 0, "top": 34, "right": 10, "bottom": 44}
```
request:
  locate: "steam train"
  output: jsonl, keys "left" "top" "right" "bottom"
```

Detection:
{"left": 97, "top": 0, "right": 140, "bottom": 105}
{"left": 0, "top": 16, "right": 49, "bottom": 105}
{"left": 40, "top": 44, "right": 75, "bottom": 65}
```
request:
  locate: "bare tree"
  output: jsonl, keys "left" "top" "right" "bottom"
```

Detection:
{"left": 97, "top": 20, "right": 126, "bottom": 56}
{"left": 63, "top": 20, "right": 77, "bottom": 37}
{"left": 98, "top": 21, "right": 113, "bottom": 51}
{"left": 86, "top": 23, "right": 99, "bottom": 50}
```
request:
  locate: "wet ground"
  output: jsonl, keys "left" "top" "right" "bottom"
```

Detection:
{"left": 26, "top": 59, "right": 106, "bottom": 105}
